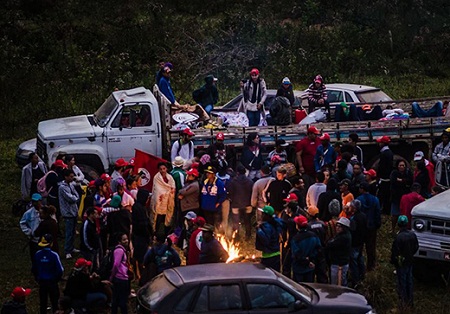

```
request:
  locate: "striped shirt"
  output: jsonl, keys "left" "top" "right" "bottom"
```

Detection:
{"left": 307, "top": 83, "right": 327, "bottom": 104}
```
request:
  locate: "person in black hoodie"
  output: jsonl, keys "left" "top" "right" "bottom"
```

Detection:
{"left": 1, "top": 287, "right": 30, "bottom": 314}
{"left": 80, "top": 207, "right": 101, "bottom": 272}
{"left": 107, "top": 196, "right": 132, "bottom": 248}
{"left": 132, "top": 189, "right": 152, "bottom": 281}
{"left": 265, "top": 168, "right": 292, "bottom": 216}
{"left": 347, "top": 200, "right": 368, "bottom": 287}
{"left": 376, "top": 136, "right": 394, "bottom": 214}
{"left": 326, "top": 217, "right": 352, "bottom": 286}
{"left": 317, "top": 178, "right": 341, "bottom": 222}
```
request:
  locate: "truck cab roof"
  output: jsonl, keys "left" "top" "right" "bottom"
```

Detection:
{"left": 112, "top": 86, "right": 155, "bottom": 104}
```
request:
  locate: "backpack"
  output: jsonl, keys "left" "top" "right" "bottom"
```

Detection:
{"left": 176, "top": 139, "right": 193, "bottom": 157}
{"left": 98, "top": 249, "right": 115, "bottom": 280}
{"left": 192, "top": 87, "right": 204, "bottom": 103}
{"left": 37, "top": 170, "right": 56, "bottom": 197}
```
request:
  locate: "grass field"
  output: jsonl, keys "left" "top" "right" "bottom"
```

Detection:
{"left": 1, "top": 137, "right": 450, "bottom": 314}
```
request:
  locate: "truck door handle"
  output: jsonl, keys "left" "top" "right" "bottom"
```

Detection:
{"left": 144, "top": 129, "right": 156, "bottom": 133}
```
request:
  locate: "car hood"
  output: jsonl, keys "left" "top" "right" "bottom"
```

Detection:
{"left": 412, "top": 189, "right": 450, "bottom": 219}
{"left": 305, "top": 283, "right": 371, "bottom": 310}
{"left": 38, "top": 115, "right": 96, "bottom": 140}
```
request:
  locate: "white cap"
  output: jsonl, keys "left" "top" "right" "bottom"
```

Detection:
{"left": 282, "top": 77, "right": 291, "bottom": 85}
{"left": 414, "top": 151, "right": 424, "bottom": 161}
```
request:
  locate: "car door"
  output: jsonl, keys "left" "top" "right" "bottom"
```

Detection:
{"left": 188, "top": 283, "right": 248, "bottom": 313}
{"left": 245, "top": 283, "right": 312, "bottom": 313}
{"left": 105, "top": 103, "right": 159, "bottom": 162}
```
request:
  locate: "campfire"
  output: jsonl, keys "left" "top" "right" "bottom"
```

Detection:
{"left": 217, "top": 233, "right": 261, "bottom": 263}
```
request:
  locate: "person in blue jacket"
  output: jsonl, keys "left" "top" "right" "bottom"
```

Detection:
{"left": 32, "top": 234, "right": 64, "bottom": 314}
{"left": 255, "top": 206, "right": 285, "bottom": 272}
{"left": 158, "top": 65, "right": 176, "bottom": 104}
{"left": 314, "top": 133, "right": 336, "bottom": 172}
{"left": 201, "top": 165, "right": 226, "bottom": 230}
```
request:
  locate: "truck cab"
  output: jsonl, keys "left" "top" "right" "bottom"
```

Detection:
{"left": 411, "top": 189, "right": 450, "bottom": 280}
{"left": 35, "top": 87, "right": 163, "bottom": 173}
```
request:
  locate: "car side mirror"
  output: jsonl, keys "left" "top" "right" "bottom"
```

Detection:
{"left": 289, "top": 300, "right": 307, "bottom": 312}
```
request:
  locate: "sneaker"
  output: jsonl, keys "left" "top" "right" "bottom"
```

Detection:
{"left": 72, "top": 248, "right": 80, "bottom": 253}
{"left": 66, "top": 253, "right": 72, "bottom": 259}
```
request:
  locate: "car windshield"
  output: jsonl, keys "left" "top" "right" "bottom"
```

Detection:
{"left": 139, "top": 273, "right": 176, "bottom": 309}
{"left": 356, "top": 90, "right": 392, "bottom": 103}
{"left": 277, "top": 274, "right": 312, "bottom": 302}
{"left": 93, "top": 95, "right": 118, "bottom": 127}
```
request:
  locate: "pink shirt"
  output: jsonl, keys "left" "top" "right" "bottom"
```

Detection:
{"left": 110, "top": 245, "right": 128, "bottom": 281}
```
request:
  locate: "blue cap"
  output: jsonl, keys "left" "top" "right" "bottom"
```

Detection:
{"left": 31, "top": 193, "right": 42, "bottom": 201}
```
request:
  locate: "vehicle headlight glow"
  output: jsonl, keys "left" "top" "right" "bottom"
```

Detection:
{"left": 413, "top": 219, "right": 426, "bottom": 232}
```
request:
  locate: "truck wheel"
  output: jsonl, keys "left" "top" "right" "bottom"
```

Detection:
{"left": 413, "top": 258, "right": 447, "bottom": 285}
{"left": 77, "top": 164, "right": 100, "bottom": 181}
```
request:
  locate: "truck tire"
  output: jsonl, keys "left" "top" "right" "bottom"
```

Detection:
{"left": 73, "top": 154, "right": 105, "bottom": 175}
{"left": 77, "top": 164, "right": 100, "bottom": 181}
{"left": 412, "top": 258, "right": 449, "bottom": 285}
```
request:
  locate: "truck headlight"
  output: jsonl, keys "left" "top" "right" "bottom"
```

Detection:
{"left": 413, "top": 219, "right": 426, "bottom": 231}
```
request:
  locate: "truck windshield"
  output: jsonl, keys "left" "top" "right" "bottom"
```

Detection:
{"left": 94, "top": 95, "right": 118, "bottom": 127}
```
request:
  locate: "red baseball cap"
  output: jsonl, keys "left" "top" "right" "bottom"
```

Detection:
{"left": 307, "top": 126, "right": 320, "bottom": 135}
{"left": 88, "top": 180, "right": 96, "bottom": 188}
{"left": 314, "top": 75, "right": 323, "bottom": 83}
{"left": 11, "top": 287, "right": 31, "bottom": 299}
{"left": 100, "top": 173, "right": 111, "bottom": 181}
{"left": 283, "top": 193, "right": 299, "bottom": 203}
{"left": 216, "top": 132, "right": 225, "bottom": 140}
{"left": 250, "top": 68, "right": 260, "bottom": 75}
{"left": 74, "top": 258, "right": 92, "bottom": 269}
{"left": 115, "top": 158, "right": 129, "bottom": 167}
{"left": 186, "top": 168, "right": 199, "bottom": 178}
{"left": 319, "top": 133, "right": 330, "bottom": 141}
{"left": 53, "top": 159, "right": 67, "bottom": 169}
{"left": 182, "top": 128, "right": 195, "bottom": 136}
{"left": 294, "top": 215, "right": 308, "bottom": 227}
{"left": 376, "top": 136, "right": 391, "bottom": 144}
{"left": 193, "top": 216, "right": 206, "bottom": 227}
{"left": 364, "top": 169, "right": 377, "bottom": 178}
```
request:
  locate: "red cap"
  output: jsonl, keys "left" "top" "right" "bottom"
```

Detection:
{"left": 88, "top": 180, "right": 96, "bottom": 188}
{"left": 115, "top": 158, "right": 129, "bottom": 167}
{"left": 182, "top": 128, "right": 195, "bottom": 136}
{"left": 53, "top": 159, "right": 67, "bottom": 169}
{"left": 364, "top": 169, "right": 377, "bottom": 178}
{"left": 250, "top": 68, "right": 260, "bottom": 76}
{"left": 11, "top": 287, "right": 31, "bottom": 299}
{"left": 319, "top": 133, "right": 330, "bottom": 141}
{"left": 193, "top": 216, "right": 206, "bottom": 227}
{"left": 307, "top": 126, "right": 320, "bottom": 135}
{"left": 283, "top": 193, "right": 298, "bottom": 202}
{"left": 376, "top": 136, "right": 391, "bottom": 144}
{"left": 294, "top": 215, "right": 308, "bottom": 227}
{"left": 186, "top": 168, "right": 200, "bottom": 178}
{"left": 216, "top": 132, "right": 224, "bottom": 140}
{"left": 100, "top": 173, "right": 111, "bottom": 181}
{"left": 74, "top": 258, "right": 92, "bottom": 269}
{"left": 314, "top": 74, "right": 323, "bottom": 83}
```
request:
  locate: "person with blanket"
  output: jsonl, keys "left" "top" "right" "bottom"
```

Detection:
{"left": 238, "top": 68, "right": 267, "bottom": 126}
{"left": 151, "top": 162, "right": 176, "bottom": 237}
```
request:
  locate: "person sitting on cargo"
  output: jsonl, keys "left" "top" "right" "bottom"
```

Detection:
{"left": 276, "top": 77, "right": 295, "bottom": 106}
{"left": 158, "top": 65, "right": 176, "bottom": 104}
{"left": 171, "top": 128, "right": 195, "bottom": 162}
{"left": 267, "top": 96, "right": 292, "bottom": 126}
{"left": 192, "top": 74, "right": 219, "bottom": 114}
{"left": 411, "top": 100, "right": 444, "bottom": 118}
{"left": 307, "top": 75, "right": 330, "bottom": 121}
{"left": 334, "top": 102, "right": 359, "bottom": 122}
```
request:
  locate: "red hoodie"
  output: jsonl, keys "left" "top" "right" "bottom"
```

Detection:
{"left": 400, "top": 192, "right": 425, "bottom": 229}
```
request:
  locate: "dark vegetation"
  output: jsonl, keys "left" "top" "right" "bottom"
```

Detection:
{"left": 2, "top": 1, "right": 450, "bottom": 312}
{"left": 2, "top": 0, "right": 450, "bottom": 139}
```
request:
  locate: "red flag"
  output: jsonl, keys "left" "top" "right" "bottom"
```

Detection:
{"left": 133, "top": 149, "right": 167, "bottom": 192}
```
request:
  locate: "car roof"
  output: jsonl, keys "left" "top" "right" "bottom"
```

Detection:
{"left": 163, "top": 263, "right": 278, "bottom": 286}
{"left": 325, "top": 83, "right": 381, "bottom": 93}
{"left": 412, "top": 188, "right": 450, "bottom": 218}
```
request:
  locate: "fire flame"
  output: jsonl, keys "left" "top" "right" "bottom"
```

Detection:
{"left": 217, "top": 234, "right": 241, "bottom": 263}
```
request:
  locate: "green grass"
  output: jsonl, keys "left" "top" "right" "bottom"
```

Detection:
{"left": 1, "top": 136, "right": 450, "bottom": 314}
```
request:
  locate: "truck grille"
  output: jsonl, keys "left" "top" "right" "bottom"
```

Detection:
{"left": 430, "top": 219, "right": 450, "bottom": 236}
{"left": 36, "top": 136, "right": 48, "bottom": 163}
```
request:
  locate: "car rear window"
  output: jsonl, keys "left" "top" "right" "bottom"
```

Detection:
{"left": 356, "top": 90, "right": 392, "bottom": 103}
{"left": 139, "top": 274, "right": 176, "bottom": 308}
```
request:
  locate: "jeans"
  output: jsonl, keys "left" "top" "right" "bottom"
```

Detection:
{"left": 247, "top": 110, "right": 261, "bottom": 126}
{"left": 412, "top": 101, "right": 443, "bottom": 118}
{"left": 349, "top": 247, "right": 365, "bottom": 284}
{"left": 200, "top": 103, "right": 213, "bottom": 114}
{"left": 64, "top": 217, "right": 77, "bottom": 254}
{"left": 38, "top": 280, "right": 59, "bottom": 314}
{"left": 396, "top": 265, "right": 414, "bottom": 307}
{"left": 112, "top": 278, "right": 130, "bottom": 314}
{"left": 330, "top": 264, "right": 349, "bottom": 286}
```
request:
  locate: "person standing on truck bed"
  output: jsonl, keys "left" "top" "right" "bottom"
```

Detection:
{"left": 390, "top": 215, "right": 419, "bottom": 311}
{"left": 156, "top": 61, "right": 172, "bottom": 86}
{"left": 307, "top": 74, "right": 330, "bottom": 121}
{"left": 171, "top": 128, "right": 195, "bottom": 162}
{"left": 296, "top": 126, "right": 321, "bottom": 189}
{"left": 376, "top": 136, "right": 394, "bottom": 215}
{"left": 432, "top": 128, "right": 450, "bottom": 187}
{"left": 238, "top": 68, "right": 267, "bottom": 127}
{"left": 158, "top": 65, "right": 176, "bottom": 104}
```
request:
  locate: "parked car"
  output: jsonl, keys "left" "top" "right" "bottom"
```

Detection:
{"left": 136, "top": 263, "right": 374, "bottom": 313}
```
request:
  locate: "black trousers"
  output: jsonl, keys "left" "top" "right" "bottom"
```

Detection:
{"left": 38, "top": 280, "right": 59, "bottom": 314}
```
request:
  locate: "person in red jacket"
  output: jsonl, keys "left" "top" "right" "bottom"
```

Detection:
{"left": 413, "top": 151, "right": 435, "bottom": 192}
{"left": 187, "top": 217, "right": 206, "bottom": 265}
{"left": 296, "top": 126, "right": 321, "bottom": 188}
{"left": 399, "top": 183, "right": 425, "bottom": 229}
